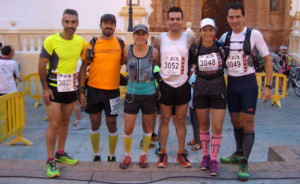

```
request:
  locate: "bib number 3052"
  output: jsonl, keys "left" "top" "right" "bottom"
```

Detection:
{"left": 161, "top": 55, "right": 184, "bottom": 75}
{"left": 57, "top": 73, "right": 76, "bottom": 92}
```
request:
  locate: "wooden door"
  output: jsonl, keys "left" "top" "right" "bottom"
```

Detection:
{"left": 202, "top": 0, "right": 243, "bottom": 39}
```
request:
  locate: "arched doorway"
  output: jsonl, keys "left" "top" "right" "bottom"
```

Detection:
{"left": 202, "top": 0, "right": 243, "bottom": 39}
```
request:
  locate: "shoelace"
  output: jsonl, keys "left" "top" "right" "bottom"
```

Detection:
{"left": 159, "top": 154, "right": 166, "bottom": 162}
{"left": 179, "top": 153, "right": 189, "bottom": 163}
{"left": 60, "top": 152, "right": 73, "bottom": 159}
{"left": 48, "top": 160, "right": 57, "bottom": 170}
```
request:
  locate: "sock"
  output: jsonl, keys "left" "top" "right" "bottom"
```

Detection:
{"left": 108, "top": 131, "right": 118, "bottom": 156}
{"left": 210, "top": 134, "right": 222, "bottom": 161}
{"left": 234, "top": 127, "right": 244, "bottom": 154}
{"left": 243, "top": 131, "right": 255, "bottom": 160}
{"left": 57, "top": 150, "right": 64, "bottom": 154}
{"left": 142, "top": 132, "right": 152, "bottom": 154}
{"left": 123, "top": 133, "right": 132, "bottom": 155}
{"left": 200, "top": 130, "right": 210, "bottom": 156}
{"left": 47, "top": 157, "right": 54, "bottom": 162}
{"left": 90, "top": 129, "right": 100, "bottom": 155}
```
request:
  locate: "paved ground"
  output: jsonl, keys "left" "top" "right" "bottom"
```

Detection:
{"left": 0, "top": 85, "right": 300, "bottom": 183}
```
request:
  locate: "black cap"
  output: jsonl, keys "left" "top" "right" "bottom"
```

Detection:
{"left": 100, "top": 14, "right": 116, "bottom": 24}
{"left": 133, "top": 24, "right": 148, "bottom": 33}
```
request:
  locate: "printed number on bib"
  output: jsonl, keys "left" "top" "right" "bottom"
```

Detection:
{"left": 198, "top": 53, "right": 220, "bottom": 71}
{"left": 57, "top": 73, "right": 76, "bottom": 92}
{"left": 161, "top": 55, "right": 184, "bottom": 75}
{"left": 226, "top": 54, "right": 247, "bottom": 73}
{"left": 110, "top": 97, "right": 121, "bottom": 115}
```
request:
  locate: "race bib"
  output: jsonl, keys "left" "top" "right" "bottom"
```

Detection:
{"left": 57, "top": 73, "right": 77, "bottom": 92}
{"left": 110, "top": 97, "right": 121, "bottom": 115}
{"left": 198, "top": 53, "right": 222, "bottom": 71}
{"left": 161, "top": 55, "right": 184, "bottom": 75}
{"left": 226, "top": 54, "right": 247, "bottom": 74}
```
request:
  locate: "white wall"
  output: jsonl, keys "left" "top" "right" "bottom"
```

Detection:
{"left": 0, "top": 0, "right": 152, "bottom": 31}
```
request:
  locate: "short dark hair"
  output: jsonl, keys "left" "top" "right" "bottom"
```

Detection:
{"left": 167, "top": 7, "right": 183, "bottom": 20}
{"left": 63, "top": 9, "right": 78, "bottom": 18}
{"left": 0, "top": 42, "right": 2, "bottom": 48}
{"left": 1, "top": 45, "right": 12, "bottom": 56}
{"left": 226, "top": 2, "right": 245, "bottom": 17}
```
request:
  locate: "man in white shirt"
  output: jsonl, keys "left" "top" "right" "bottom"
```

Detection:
{"left": 0, "top": 45, "right": 21, "bottom": 96}
{"left": 218, "top": 2, "right": 273, "bottom": 181}
{"left": 154, "top": 6, "right": 195, "bottom": 168}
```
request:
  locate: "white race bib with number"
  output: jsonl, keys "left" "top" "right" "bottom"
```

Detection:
{"left": 161, "top": 55, "right": 183, "bottom": 75}
{"left": 226, "top": 54, "right": 247, "bottom": 74}
{"left": 57, "top": 73, "right": 76, "bottom": 92}
{"left": 198, "top": 53, "right": 220, "bottom": 71}
{"left": 110, "top": 97, "right": 121, "bottom": 115}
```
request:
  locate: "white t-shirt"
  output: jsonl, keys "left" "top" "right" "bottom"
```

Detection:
{"left": 219, "top": 27, "right": 269, "bottom": 76}
{"left": 160, "top": 32, "right": 189, "bottom": 88}
{"left": 0, "top": 58, "right": 20, "bottom": 94}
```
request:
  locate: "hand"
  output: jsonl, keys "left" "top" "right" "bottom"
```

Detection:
{"left": 43, "top": 88, "right": 54, "bottom": 106}
{"left": 79, "top": 93, "right": 87, "bottom": 107}
{"left": 262, "top": 87, "right": 272, "bottom": 103}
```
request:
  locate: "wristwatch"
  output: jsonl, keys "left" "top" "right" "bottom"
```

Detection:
{"left": 77, "top": 86, "right": 85, "bottom": 94}
{"left": 265, "top": 84, "right": 273, "bottom": 89}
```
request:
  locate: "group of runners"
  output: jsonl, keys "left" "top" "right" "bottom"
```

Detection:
{"left": 38, "top": 2, "right": 273, "bottom": 181}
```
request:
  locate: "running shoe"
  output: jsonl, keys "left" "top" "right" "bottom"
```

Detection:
{"left": 209, "top": 160, "right": 220, "bottom": 176}
{"left": 220, "top": 152, "right": 243, "bottom": 164}
{"left": 139, "top": 154, "right": 149, "bottom": 168}
{"left": 177, "top": 153, "right": 192, "bottom": 168}
{"left": 107, "top": 156, "right": 116, "bottom": 162}
{"left": 46, "top": 160, "right": 60, "bottom": 178}
{"left": 151, "top": 133, "right": 159, "bottom": 142}
{"left": 238, "top": 162, "right": 249, "bottom": 181}
{"left": 138, "top": 140, "right": 156, "bottom": 149}
{"left": 93, "top": 155, "right": 101, "bottom": 162}
{"left": 200, "top": 155, "right": 210, "bottom": 170}
{"left": 71, "top": 120, "right": 80, "bottom": 126}
{"left": 55, "top": 152, "right": 78, "bottom": 165}
{"left": 157, "top": 153, "right": 168, "bottom": 168}
{"left": 120, "top": 155, "right": 132, "bottom": 169}
{"left": 73, "top": 120, "right": 88, "bottom": 130}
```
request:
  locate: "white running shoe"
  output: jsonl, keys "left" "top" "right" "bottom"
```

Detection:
{"left": 73, "top": 120, "right": 87, "bottom": 130}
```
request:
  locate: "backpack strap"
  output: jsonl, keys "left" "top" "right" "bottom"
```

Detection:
{"left": 117, "top": 37, "right": 125, "bottom": 56}
{"left": 243, "top": 28, "right": 252, "bottom": 56}
{"left": 85, "top": 37, "right": 98, "bottom": 62}
{"left": 224, "top": 30, "right": 232, "bottom": 58}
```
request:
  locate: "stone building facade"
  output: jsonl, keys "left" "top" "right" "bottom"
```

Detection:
{"left": 148, "top": 0, "right": 293, "bottom": 51}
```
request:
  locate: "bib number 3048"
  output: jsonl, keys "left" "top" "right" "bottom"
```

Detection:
{"left": 57, "top": 73, "right": 76, "bottom": 92}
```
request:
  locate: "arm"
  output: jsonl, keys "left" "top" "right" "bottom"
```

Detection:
{"left": 121, "top": 44, "right": 128, "bottom": 66}
{"left": 78, "top": 59, "right": 89, "bottom": 107}
{"left": 153, "top": 47, "right": 160, "bottom": 66}
{"left": 38, "top": 57, "right": 53, "bottom": 106}
{"left": 262, "top": 54, "right": 273, "bottom": 103}
{"left": 153, "top": 35, "right": 161, "bottom": 66}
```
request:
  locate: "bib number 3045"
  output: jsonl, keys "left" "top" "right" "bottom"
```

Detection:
{"left": 57, "top": 73, "right": 77, "bottom": 92}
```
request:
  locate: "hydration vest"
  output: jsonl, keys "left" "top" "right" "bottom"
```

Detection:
{"left": 224, "top": 28, "right": 259, "bottom": 70}
{"left": 85, "top": 37, "right": 125, "bottom": 62}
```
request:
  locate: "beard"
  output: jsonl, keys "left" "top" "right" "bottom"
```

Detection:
{"left": 102, "top": 28, "right": 114, "bottom": 37}
{"left": 65, "top": 28, "right": 76, "bottom": 35}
